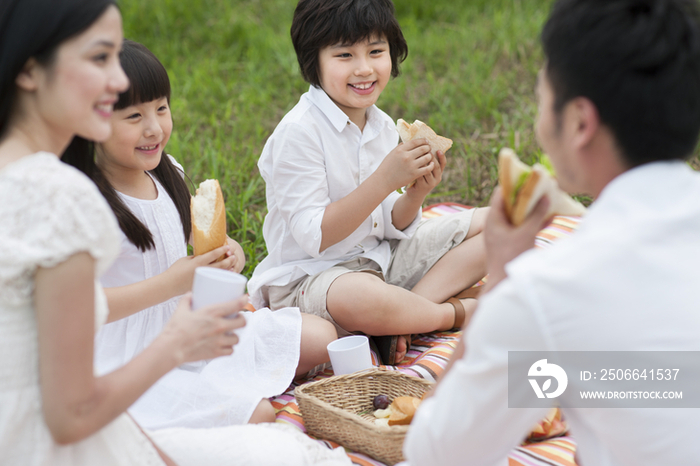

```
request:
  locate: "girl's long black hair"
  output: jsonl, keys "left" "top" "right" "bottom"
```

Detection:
{"left": 62, "top": 40, "right": 191, "bottom": 251}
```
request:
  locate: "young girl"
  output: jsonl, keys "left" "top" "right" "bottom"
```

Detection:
{"left": 249, "top": 0, "right": 488, "bottom": 365}
{"left": 63, "top": 40, "right": 337, "bottom": 430}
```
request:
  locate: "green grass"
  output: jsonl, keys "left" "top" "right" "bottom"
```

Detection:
{"left": 119, "top": 0, "right": 699, "bottom": 277}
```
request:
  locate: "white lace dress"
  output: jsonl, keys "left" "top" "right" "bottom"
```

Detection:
{"left": 0, "top": 153, "right": 351, "bottom": 466}
{"left": 96, "top": 173, "right": 303, "bottom": 429}
{"left": 0, "top": 153, "right": 164, "bottom": 466}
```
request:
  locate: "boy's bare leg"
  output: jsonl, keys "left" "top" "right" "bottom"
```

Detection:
{"left": 325, "top": 208, "right": 489, "bottom": 362}
{"left": 411, "top": 233, "right": 486, "bottom": 302}
{"left": 295, "top": 313, "right": 337, "bottom": 377}
{"left": 411, "top": 208, "right": 489, "bottom": 303}
{"left": 327, "top": 272, "right": 461, "bottom": 361}
{"left": 248, "top": 398, "right": 276, "bottom": 424}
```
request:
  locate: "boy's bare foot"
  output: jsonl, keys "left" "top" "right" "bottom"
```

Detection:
{"left": 394, "top": 334, "right": 411, "bottom": 364}
{"left": 373, "top": 334, "right": 412, "bottom": 365}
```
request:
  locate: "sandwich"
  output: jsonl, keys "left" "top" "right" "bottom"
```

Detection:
{"left": 396, "top": 119, "right": 453, "bottom": 187}
{"left": 191, "top": 179, "right": 227, "bottom": 260}
{"left": 498, "top": 148, "right": 586, "bottom": 226}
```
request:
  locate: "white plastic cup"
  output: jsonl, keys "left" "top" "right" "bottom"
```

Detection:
{"left": 191, "top": 267, "right": 247, "bottom": 312}
{"left": 327, "top": 335, "right": 373, "bottom": 376}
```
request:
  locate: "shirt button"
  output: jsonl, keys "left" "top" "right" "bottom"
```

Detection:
{"left": 374, "top": 222, "right": 378, "bottom": 228}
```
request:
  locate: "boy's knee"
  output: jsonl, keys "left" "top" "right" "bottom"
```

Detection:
{"left": 468, "top": 207, "right": 490, "bottom": 237}
{"left": 327, "top": 272, "right": 384, "bottom": 307}
{"left": 302, "top": 313, "right": 337, "bottom": 344}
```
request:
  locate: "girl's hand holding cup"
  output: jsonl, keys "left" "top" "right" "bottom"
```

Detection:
{"left": 164, "top": 244, "right": 236, "bottom": 296}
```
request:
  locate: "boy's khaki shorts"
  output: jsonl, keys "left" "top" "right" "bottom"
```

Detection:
{"left": 267, "top": 208, "right": 476, "bottom": 336}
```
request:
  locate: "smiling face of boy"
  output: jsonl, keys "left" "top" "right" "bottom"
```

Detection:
{"left": 317, "top": 35, "right": 392, "bottom": 130}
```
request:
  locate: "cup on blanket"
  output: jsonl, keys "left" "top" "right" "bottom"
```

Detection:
{"left": 191, "top": 267, "right": 247, "bottom": 313}
{"left": 327, "top": 335, "right": 373, "bottom": 375}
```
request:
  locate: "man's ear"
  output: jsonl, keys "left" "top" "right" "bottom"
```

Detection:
{"left": 569, "top": 96, "right": 599, "bottom": 150}
{"left": 15, "top": 57, "right": 40, "bottom": 92}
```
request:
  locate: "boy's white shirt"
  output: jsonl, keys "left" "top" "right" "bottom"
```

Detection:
{"left": 248, "top": 85, "right": 421, "bottom": 308}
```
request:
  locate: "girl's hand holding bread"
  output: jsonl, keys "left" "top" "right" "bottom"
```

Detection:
{"left": 160, "top": 178, "right": 245, "bottom": 298}
{"left": 190, "top": 179, "right": 246, "bottom": 273}
{"left": 162, "top": 245, "right": 237, "bottom": 296}
{"left": 225, "top": 237, "right": 246, "bottom": 274}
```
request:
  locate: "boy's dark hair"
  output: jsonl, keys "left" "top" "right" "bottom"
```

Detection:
{"left": 0, "top": 0, "right": 116, "bottom": 138}
{"left": 291, "top": 0, "right": 408, "bottom": 87}
{"left": 542, "top": 0, "right": 700, "bottom": 167}
{"left": 63, "top": 40, "right": 192, "bottom": 252}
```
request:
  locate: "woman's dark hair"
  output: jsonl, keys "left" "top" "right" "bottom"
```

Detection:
{"left": 291, "top": 0, "right": 408, "bottom": 87}
{"left": 63, "top": 40, "right": 192, "bottom": 252}
{"left": 0, "top": 0, "right": 116, "bottom": 138}
{"left": 542, "top": 0, "right": 700, "bottom": 166}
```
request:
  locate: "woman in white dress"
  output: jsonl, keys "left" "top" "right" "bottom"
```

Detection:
{"left": 0, "top": 1, "right": 349, "bottom": 465}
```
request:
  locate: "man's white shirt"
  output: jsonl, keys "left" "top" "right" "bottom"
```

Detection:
{"left": 405, "top": 161, "right": 700, "bottom": 465}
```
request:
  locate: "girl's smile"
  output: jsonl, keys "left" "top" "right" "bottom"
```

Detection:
{"left": 136, "top": 143, "right": 161, "bottom": 155}
{"left": 96, "top": 96, "right": 172, "bottom": 197}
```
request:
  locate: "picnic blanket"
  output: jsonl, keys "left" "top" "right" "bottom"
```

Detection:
{"left": 270, "top": 203, "right": 582, "bottom": 466}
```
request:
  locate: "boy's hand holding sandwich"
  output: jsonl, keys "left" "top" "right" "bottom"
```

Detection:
{"left": 397, "top": 119, "right": 453, "bottom": 188}
{"left": 376, "top": 138, "right": 435, "bottom": 194}
{"left": 376, "top": 119, "right": 453, "bottom": 195}
{"left": 373, "top": 119, "right": 452, "bottom": 232}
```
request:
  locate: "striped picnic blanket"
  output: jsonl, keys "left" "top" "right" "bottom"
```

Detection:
{"left": 270, "top": 203, "right": 582, "bottom": 466}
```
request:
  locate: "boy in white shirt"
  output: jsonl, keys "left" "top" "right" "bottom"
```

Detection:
{"left": 248, "top": 0, "right": 488, "bottom": 365}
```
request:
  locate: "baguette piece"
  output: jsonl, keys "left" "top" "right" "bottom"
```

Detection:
{"left": 498, "top": 148, "right": 586, "bottom": 226}
{"left": 387, "top": 396, "right": 422, "bottom": 426}
{"left": 191, "top": 179, "right": 227, "bottom": 260}
{"left": 397, "top": 119, "right": 453, "bottom": 187}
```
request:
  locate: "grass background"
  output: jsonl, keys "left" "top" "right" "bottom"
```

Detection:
{"left": 119, "top": 0, "right": 699, "bottom": 277}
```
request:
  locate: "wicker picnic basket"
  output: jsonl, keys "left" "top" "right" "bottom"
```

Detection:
{"left": 295, "top": 368, "right": 434, "bottom": 465}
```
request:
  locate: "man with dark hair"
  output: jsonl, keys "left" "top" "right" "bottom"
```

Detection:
{"left": 404, "top": 0, "right": 700, "bottom": 464}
